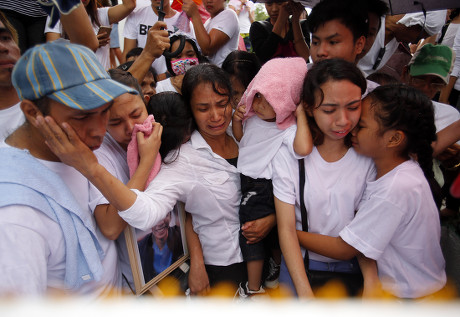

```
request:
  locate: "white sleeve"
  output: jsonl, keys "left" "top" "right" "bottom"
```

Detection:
{"left": 340, "top": 198, "right": 404, "bottom": 260}
{"left": 44, "top": 16, "right": 62, "bottom": 34}
{"left": 0, "top": 206, "right": 49, "bottom": 295}
{"left": 451, "top": 27, "right": 460, "bottom": 79}
{"left": 97, "top": 7, "right": 111, "bottom": 27}
{"left": 272, "top": 145, "right": 298, "bottom": 205}
{"left": 123, "top": 12, "right": 138, "bottom": 40}
{"left": 118, "top": 162, "right": 190, "bottom": 231}
{"left": 208, "top": 10, "right": 239, "bottom": 38}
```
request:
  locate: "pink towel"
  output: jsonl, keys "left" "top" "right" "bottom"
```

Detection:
{"left": 127, "top": 115, "right": 162, "bottom": 186}
{"left": 240, "top": 57, "right": 308, "bottom": 130}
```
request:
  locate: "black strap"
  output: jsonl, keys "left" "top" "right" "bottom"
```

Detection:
{"left": 298, "top": 159, "right": 309, "bottom": 271}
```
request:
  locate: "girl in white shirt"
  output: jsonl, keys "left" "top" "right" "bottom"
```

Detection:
{"left": 182, "top": 0, "right": 239, "bottom": 67}
{"left": 296, "top": 84, "right": 446, "bottom": 299}
{"left": 273, "top": 58, "right": 375, "bottom": 298}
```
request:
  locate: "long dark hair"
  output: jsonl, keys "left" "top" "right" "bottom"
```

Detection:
{"left": 87, "top": 0, "right": 101, "bottom": 28}
{"left": 147, "top": 92, "right": 193, "bottom": 163}
{"left": 302, "top": 58, "right": 367, "bottom": 146}
{"left": 182, "top": 64, "right": 232, "bottom": 132}
{"left": 221, "top": 50, "right": 261, "bottom": 89}
{"left": 367, "top": 84, "right": 442, "bottom": 207}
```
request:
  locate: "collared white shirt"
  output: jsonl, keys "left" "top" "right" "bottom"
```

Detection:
{"left": 119, "top": 131, "right": 243, "bottom": 266}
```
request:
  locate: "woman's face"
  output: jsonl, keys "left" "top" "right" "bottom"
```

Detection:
{"left": 190, "top": 82, "right": 232, "bottom": 139}
{"left": 107, "top": 93, "right": 149, "bottom": 150}
{"left": 171, "top": 41, "right": 197, "bottom": 61}
{"left": 265, "top": 1, "right": 287, "bottom": 23}
{"left": 204, "top": 0, "right": 226, "bottom": 17}
{"left": 309, "top": 79, "right": 362, "bottom": 144}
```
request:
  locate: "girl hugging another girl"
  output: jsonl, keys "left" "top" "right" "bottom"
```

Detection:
{"left": 297, "top": 84, "right": 446, "bottom": 299}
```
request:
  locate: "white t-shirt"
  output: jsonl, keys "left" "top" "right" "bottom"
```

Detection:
{"left": 0, "top": 102, "right": 24, "bottom": 142}
{"left": 450, "top": 26, "right": 460, "bottom": 91}
{"left": 203, "top": 9, "right": 239, "bottom": 67}
{"left": 0, "top": 142, "right": 121, "bottom": 297}
{"left": 89, "top": 133, "right": 133, "bottom": 290}
{"left": 123, "top": 6, "right": 194, "bottom": 75}
{"left": 44, "top": 8, "right": 111, "bottom": 70}
{"left": 272, "top": 145, "right": 376, "bottom": 262}
{"left": 433, "top": 100, "right": 460, "bottom": 145}
{"left": 340, "top": 160, "right": 446, "bottom": 298}
{"left": 155, "top": 78, "right": 179, "bottom": 93}
{"left": 238, "top": 116, "right": 297, "bottom": 179}
{"left": 440, "top": 23, "right": 460, "bottom": 48}
{"left": 118, "top": 131, "right": 243, "bottom": 266}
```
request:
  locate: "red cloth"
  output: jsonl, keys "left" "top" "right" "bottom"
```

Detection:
{"left": 450, "top": 174, "right": 460, "bottom": 198}
{"left": 171, "top": 0, "right": 210, "bottom": 24}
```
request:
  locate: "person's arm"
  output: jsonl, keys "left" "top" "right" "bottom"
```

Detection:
{"left": 123, "top": 38, "right": 138, "bottom": 61}
{"left": 289, "top": 1, "right": 309, "bottom": 62}
{"left": 433, "top": 119, "right": 460, "bottom": 157}
{"left": 94, "top": 123, "right": 163, "bottom": 240}
{"left": 127, "top": 22, "right": 170, "bottom": 85}
{"left": 293, "top": 104, "right": 313, "bottom": 157}
{"left": 182, "top": 0, "right": 231, "bottom": 56}
{"left": 231, "top": 105, "right": 245, "bottom": 142}
{"left": 60, "top": 3, "right": 99, "bottom": 51}
{"left": 35, "top": 115, "right": 143, "bottom": 212}
{"left": 249, "top": 17, "right": 283, "bottom": 63}
{"left": 248, "top": 3, "right": 255, "bottom": 24}
{"left": 357, "top": 254, "right": 382, "bottom": 299}
{"left": 107, "top": 0, "right": 136, "bottom": 24}
{"left": 296, "top": 230, "right": 359, "bottom": 260}
{"left": 275, "top": 197, "right": 314, "bottom": 298}
{"left": 241, "top": 213, "right": 276, "bottom": 244}
{"left": 185, "top": 212, "right": 210, "bottom": 295}
{"left": 384, "top": 14, "right": 429, "bottom": 45}
{"left": 46, "top": 32, "right": 61, "bottom": 42}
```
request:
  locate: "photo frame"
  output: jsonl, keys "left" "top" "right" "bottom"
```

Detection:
{"left": 124, "top": 202, "right": 189, "bottom": 295}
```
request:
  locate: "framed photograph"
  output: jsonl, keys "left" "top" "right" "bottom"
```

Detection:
{"left": 124, "top": 203, "right": 189, "bottom": 295}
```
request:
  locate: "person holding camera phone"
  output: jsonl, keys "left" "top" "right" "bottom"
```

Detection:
{"left": 44, "top": 0, "right": 136, "bottom": 70}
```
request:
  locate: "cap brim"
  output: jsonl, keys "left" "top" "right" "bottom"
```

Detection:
{"left": 409, "top": 65, "right": 449, "bottom": 84}
{"left": 48, "top": 78, "right": 137, "bottom": 110}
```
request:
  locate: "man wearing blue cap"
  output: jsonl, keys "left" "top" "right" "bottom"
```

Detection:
{"left": 0, "top": 40, "right": 137, "bottom": 296}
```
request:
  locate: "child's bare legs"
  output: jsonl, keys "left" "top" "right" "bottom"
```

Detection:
{"left": 271, "top": 248, "right": 281, "bottom": 265}
{"left": 247, "top": 259, "right": 264, "bottom": 291}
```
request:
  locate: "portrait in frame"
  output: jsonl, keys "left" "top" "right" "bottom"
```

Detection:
{"left": 124, "top": 202, "right": 189, "bottom": 295}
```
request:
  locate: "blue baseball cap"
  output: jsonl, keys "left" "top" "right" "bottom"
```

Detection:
{"left": 12, "top": 40, "right": 137, "bottom": 110}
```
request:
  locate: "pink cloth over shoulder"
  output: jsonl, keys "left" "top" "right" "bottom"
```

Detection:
{"left": 240, "top": 57, "right": 308, "bottom": 130}
{"left": 127, "top": 115, "right": 162, "bottom": 186}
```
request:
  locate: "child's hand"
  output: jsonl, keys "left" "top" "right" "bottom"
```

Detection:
{"left": 138, "top": 122, "right": 163, "bottom": 164}
{"left": 232, "top": 104, "right": 246, "bottom": 122}
{"left": 295, "top": 102, "right": 306, "bottom": 117}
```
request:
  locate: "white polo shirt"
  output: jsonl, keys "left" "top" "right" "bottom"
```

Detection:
{"left": 119, "top": 131, "right": 243, "bottom": 266}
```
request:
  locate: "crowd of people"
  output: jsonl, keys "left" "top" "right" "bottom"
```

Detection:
{"left": 0, "top": 0, "right": 459, "bottom": 301}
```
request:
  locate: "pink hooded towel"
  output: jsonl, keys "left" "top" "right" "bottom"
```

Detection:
{"left": 127, "top": 115, "right": 162, "bottom": 186}
{"left": 240, "top": 57, "right": 308, "bottom": 130}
